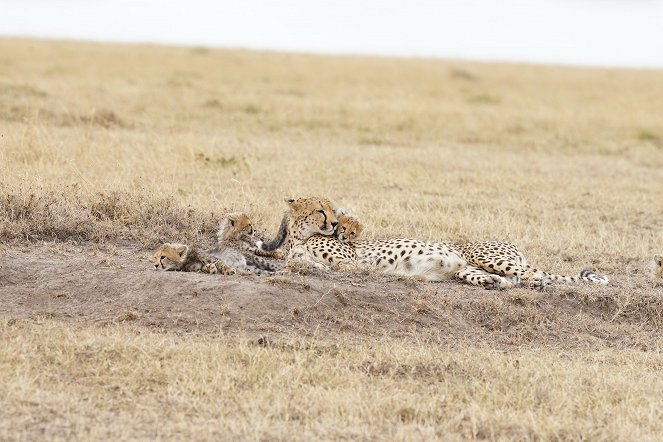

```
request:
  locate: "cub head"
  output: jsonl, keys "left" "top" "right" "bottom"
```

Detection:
{"left": 285, "top": 197, "right": 338, "bottom": 243}
{"left": 334, "top": 211, "right": 364, "bottom": 243}
{"left": 217, "top": 212, "right": 254, "bottom": 242}
{"left": 153, "top": 243, "right": 189, "bottom": 271}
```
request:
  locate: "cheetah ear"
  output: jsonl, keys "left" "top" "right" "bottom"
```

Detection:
{"left": 285, "top": 198, "right": 298, "bottom": 208}
{"left": 176, "top": 244, "right": 188, "bottom": 257}
{"left": 655, "top": 254, "right": 663, "bottom": 266}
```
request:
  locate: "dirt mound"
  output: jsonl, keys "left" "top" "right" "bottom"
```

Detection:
{"left": 1, "top": 244, "right": 661, "bottom": 350}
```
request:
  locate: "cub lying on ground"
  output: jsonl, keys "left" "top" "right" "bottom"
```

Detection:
{"left": 215, "top": 212, "right": 284, "bottom": 261}
{"left": 153, "top": 212, "right": 283, "bottom": 275}
{"left": 153, "top": 243, "right": 236, "bottom": 274}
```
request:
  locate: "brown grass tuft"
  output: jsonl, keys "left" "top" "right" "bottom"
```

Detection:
{"left": 0, "top": 183, "right": 221, "bottom": 247}
{"left": 116, "top": 309, "right": 139, "bottom": 322}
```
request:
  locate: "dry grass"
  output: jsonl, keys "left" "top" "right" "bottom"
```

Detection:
{"left": 1, "top": 38, "right": 663, "bottom": 440}
{"left": 0, "top": 186, "right": 222, "bottom": 247}
{"left": 1, "top": 39, "right": 662, "bottom": 266}
{"left": 2, "top": 318, "right": 663, "bottom": 441}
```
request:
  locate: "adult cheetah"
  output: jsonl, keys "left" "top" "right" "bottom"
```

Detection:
{"left": 277, "top": 196, "right": 608, "bottom": 289}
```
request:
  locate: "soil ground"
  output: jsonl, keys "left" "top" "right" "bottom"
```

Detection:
{"left": 2, "top": 243, "right": 661, "bottom": 351}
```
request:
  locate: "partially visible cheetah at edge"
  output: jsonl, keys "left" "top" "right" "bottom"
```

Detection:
{"left": 649, "top": 254, "right": 663, "bottom": 280}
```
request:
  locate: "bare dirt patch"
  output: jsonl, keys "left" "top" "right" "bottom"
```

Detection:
{"left": 2, "top": 243, "right": 661, "bottom": 350}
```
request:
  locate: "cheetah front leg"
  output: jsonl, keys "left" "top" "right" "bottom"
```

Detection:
{"left": 455, "top": 265, "right": 513, "bottom": 290}
{"left": 472, "top": 260, "right": 551, "bottom": 291}
{"left": 488, "top": 263, "right": 553, "bottom": 290}
{"left": 286, "top": 245, "right": 330, "bottom": 271}
{"left": 334, "top": 260, "right": 367, "bottom": 272}
{"left": 252, "top": 247, "right": 285, "bottom": 260}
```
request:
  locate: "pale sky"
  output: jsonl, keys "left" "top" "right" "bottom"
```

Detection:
{"left": 1, "top": 0, "right": 663, "bottom": 68}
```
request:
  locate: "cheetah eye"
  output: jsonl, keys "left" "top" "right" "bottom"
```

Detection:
{"left": 349, "top": 233, "right": 355, "bottom": 239}
{"left": 160, "top": 256, "right": 165, "bottom": 260}
{"left": 317, "top": 209, "right": 324, "bottom": 214}
{"left": 339, "top": 227, "right": 346, "bottom": 233}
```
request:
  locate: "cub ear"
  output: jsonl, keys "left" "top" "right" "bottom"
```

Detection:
{"left": 285, "top": 198, "right": 298, "bottom": 208}
{"left": 655, "top": 254, "right": 663, "bottom": 266}
{"left": 176, "top": 244, "right": 188, "bottom": 257}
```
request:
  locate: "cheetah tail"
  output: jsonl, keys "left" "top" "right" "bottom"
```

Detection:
{"left": 533, "top": 268, "right": 607, "bottom": 286}
{"left": 258, "top": 211, "right": 289, "bottom": 251}
{"left": 578, "top": 269, "right": 609, "bottom": 285}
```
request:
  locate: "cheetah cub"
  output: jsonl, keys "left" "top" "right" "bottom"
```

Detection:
{"left": 153, "top": 243, "right": 236, "bottom": 275}
{"left": 211, "top": 212, "right": 283, "bottom": 274}
{"left": 649, "top": 254, "right": 663, "bottom": 280}
{"left": 333, "top": 208, "right": 364, "bottom": 243}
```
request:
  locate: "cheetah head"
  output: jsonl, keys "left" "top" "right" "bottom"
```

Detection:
{"left": 285, "top": 196, "right": 338, "bottom": 243}
{"left": 153, "top": 243, "right": 189, "bottom": 271}
{"left": 217, "top": 212, "right": 254, "bottom": 242}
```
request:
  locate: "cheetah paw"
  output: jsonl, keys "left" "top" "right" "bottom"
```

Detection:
{"left": 483, "top": 274, "right": 513, "bottom": 290}
{"left": 202, "top": 263, "right": 218, "bottom": 274}
{"left": 214, "top": 262, "right": 237, "bottom": 275}
{"left": 528, "top": 276, "right": 553, "bottom": 291}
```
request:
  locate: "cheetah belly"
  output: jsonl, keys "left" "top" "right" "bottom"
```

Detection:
{"left": 210, "top": 248, "right": 247, "bottom": 269}
{"left": 354, "top": 239, "right": 466, "bottom": 282}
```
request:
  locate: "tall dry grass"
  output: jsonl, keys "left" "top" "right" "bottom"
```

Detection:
{"left": 0, "top": 184, "right": 221, "bottom": 247}
{"left": 2, "top": 318, "right": 663, "bottom": 441}
{"left": 1, "top": 38, "right": 662, "bottom": 270}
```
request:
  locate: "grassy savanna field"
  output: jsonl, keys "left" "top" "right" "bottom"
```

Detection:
{"left": 1, "top": 38, "right": 663, "bottom": 440}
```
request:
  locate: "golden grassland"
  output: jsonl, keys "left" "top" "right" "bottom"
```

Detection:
{"left": 1, "top": 39, "right": 662, "bottom": 263}
{"left": 2, "top": 319, "right": 663, "bottom": 441}
{"left": 1, "top": 38, "right": 663, "bottom": 440}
